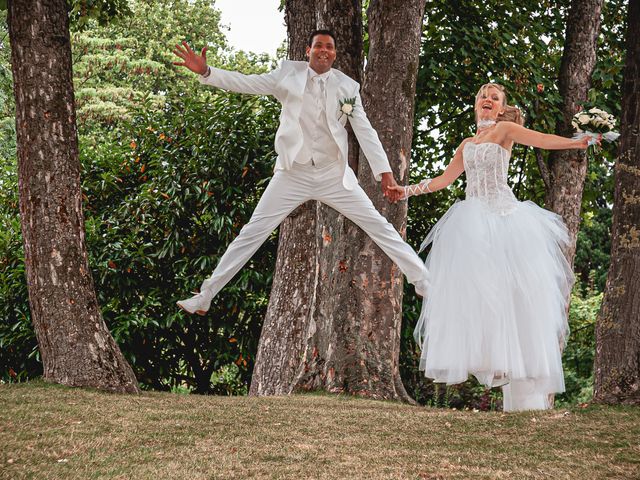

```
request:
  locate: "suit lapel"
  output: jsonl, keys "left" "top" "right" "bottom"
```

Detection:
{"left": 294, "top": 66, "right": 308, "bottom": 98}
{"left": 283, "top": 64, "right": 307, "bottom": 119}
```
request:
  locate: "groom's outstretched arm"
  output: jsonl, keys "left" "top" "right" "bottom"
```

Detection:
{"left": 348, "top": 90, "right": 402, "bottom": 202}
{"left": 173, "top": 41, "right": 282, "bottom": 98}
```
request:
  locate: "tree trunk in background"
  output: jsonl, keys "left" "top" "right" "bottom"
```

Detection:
{"left": 544, "top": 0, "right": 603, "bottom": 408}
{"left": 322, "top": 0, "right": 425, "bottom": 400}
{"left": 545, "top": 0, "right": 604, "bottom": 265}
{"left": 593, "top": 0, "right": 640, "bottom": 405}
{"left": 286, "top": 0, "right": 366, "bottom": 395}
{"left": 249, "top": 0, "right": 318, "bottom": 395}
{"left": 251, "top": 0, "right": 365, "bottom": 396}
{"left": 253, "top": 0, "right": 425, "bottom": 399}
{"left": 7, "top": 0, "right": 139, "bottom": 394}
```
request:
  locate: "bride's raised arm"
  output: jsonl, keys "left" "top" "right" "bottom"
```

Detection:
{"left": 498, "top": 121, "right": 590, "bottom": 150}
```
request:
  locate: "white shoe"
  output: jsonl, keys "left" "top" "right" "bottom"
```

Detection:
{"left": 492, "top": 372, "right": 510, "bottom": 387}
{"left": 414, "top": 278, "right": 429, "bottom": 298}
{"left": 177, "top": 292, "right": 212, "bottom": 315}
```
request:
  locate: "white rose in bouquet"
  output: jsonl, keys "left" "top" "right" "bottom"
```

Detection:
{"left": 578, "top": 114, "right": 591, "bottom": 125}
{"left": 572, "top": 106, "right": 620, "bottom": 145}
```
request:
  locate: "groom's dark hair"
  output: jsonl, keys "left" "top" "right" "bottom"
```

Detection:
{"left": 308, "top": 29, "right": 337, "bottom": 49}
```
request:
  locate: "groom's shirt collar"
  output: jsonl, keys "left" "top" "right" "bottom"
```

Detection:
{"left": 308, "top": 66, "right": 332, "bottom": 82}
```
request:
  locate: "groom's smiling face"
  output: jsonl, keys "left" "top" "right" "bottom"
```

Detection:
{"left": 306, "top": 34, "right": 336, "bottom": 74}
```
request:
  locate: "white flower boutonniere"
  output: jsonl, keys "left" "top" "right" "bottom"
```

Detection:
{"left": 339, "top": 97, "right": 356, "bottom": 120}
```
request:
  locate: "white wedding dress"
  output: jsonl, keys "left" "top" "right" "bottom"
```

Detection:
{"left": 414, "top": 142, "right": 574, "bottom": 411}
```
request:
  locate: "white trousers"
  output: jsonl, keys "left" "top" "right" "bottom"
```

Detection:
{"left": 198, "top": 161, "right": 429, "bottom": 299}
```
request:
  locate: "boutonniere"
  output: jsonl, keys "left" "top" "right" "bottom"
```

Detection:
{"left": 339, "top": 97, "right": 356, "bottom": 119}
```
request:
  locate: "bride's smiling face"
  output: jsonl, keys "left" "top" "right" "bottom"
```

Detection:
{"left": 475, "top": 86, "right": 505, "bottom": 121}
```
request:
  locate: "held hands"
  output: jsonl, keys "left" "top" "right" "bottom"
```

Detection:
{"left": 173, "top": 41, "right": 208, "bottom": 75}
{"left": 381, "top": 172, "right": 403, "bottom": 203}
{"left": 388, "top": 185, "right": 408, "bottom": 200}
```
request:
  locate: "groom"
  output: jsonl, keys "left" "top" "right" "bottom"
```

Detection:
{"left": 173, "top": 30, "right": 429, "bottom": 314}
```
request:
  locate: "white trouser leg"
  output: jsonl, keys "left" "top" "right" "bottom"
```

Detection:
{"left": 197, "top": 168, "right": 310, "bottom": 299}
{"left": 182, "top": 162, "right": 428, "bottom": 313}
{"left": 316, "top": 168, "right": 429, "bottom": 294}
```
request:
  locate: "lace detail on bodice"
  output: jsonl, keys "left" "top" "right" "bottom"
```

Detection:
{"left": 463, "top": 142, "right": 518, "bottom": 215}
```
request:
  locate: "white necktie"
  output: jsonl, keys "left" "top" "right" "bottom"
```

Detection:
{"left": 315, "top": 77, "right": 325, "bottom": 101}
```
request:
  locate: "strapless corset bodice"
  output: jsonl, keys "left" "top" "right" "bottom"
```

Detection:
{"left": 463, "top": 142, "right": 517, "bottom": 214}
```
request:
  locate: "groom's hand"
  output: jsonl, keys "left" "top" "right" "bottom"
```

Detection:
{"left": 381, "top": 172, "right": 401, "bottom": 203}
{"left": 173, "top": 41, "right": 208, "bottom": 75}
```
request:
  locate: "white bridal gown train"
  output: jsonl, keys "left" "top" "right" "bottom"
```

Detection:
{"left": 414, "top": 142, "right": 574, "bottom": 411}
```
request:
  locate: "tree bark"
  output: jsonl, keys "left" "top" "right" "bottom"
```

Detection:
{"left": 593, "top": 0, "right": 640, "bottom": 405}
{"left": 250, "top": 0, "right": 320, "bottom": 395}
{"left": 543, "top": 0, "right": 603, "bottom": 408}
{"left": 545, "top": 0, "right": 604, "bottom": 265}
{"left": 321, "top": 0, "right": 425, "bottom": 401}
{"left": 251, "top": 0, "right": 425, "bottom": 401}
{"left": 7, "top": 0, "right": 139, "bottom": 394}
{"left": 250, "top": 0, "right": 366, "bottom": 396}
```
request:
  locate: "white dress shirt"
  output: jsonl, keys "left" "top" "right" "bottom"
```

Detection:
{"left": 294, "top": 68, "right": 341, "bottom": 167}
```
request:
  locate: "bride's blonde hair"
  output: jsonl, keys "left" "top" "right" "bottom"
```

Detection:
{"left": 475, "top": 83, "right": 524, "bottom": 126}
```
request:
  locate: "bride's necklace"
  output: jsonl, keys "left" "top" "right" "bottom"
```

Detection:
{"left": 476, "top": 119, "right": 496, "bottom": 130}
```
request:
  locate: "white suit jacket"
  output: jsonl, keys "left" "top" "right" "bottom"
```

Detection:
{"left": 198, "top": 60, "right": 392, "bottom": 190}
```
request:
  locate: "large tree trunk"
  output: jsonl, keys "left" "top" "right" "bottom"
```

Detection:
{"left": 249, "top": 0, "right": 320, "bottom": 395}
{"left": 593, "top": 0, "right": 640, "bottom": 405}
{"left": 289, "top": 0, "right": 366, "bottom": 393}
{"left": 324, "top": 0, "right": 425, "bottom": 401}
{"left": 7, "top": 0, "right": 139, "bottom": 394}
{"left": 251, "top": 0, "right": 425, "bottom": 400}
{"left": 250, "top": 0, "right": 364, "bottom": 395}
{"left": 545, "top": 0, "right": 604, "bottom": 265}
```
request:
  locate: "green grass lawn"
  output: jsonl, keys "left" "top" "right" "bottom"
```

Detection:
{"left": 1, "top": 381, "right": 638, "bottom": 479}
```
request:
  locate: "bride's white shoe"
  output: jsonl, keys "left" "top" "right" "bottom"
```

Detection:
{"left": 491, "top": 372, "right": 510, "bottom": 387}
{"left": 177, "top": 292, "right": 212, "bottom": 315}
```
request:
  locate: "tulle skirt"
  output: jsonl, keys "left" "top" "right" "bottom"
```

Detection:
{"left": 414, "top": 198, "right": 574, "bottom": 408}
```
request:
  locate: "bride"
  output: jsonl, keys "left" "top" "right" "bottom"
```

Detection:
{"left": 395, "top": 83, "right": 590, "bottom": 411}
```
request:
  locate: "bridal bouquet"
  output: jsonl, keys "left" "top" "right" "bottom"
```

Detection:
{"left": 572, "top": 107, "right": 620, "bottom": 145}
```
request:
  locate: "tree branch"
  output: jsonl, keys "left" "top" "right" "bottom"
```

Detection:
{"left": 422, "top": 107, "right": 473, "bottom": 134}
{"left": 535, "top": 147, "right": 551, "bottom": 192}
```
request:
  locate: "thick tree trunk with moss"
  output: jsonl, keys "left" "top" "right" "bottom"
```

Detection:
{"left": 545, "top": 0, "right": 604, "bottom": 265}
{"left": 7, "top": 0, "right": 139, "bottom": 394}
{"left": 593, "top": 0, "right": 640, "bottom": 405}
